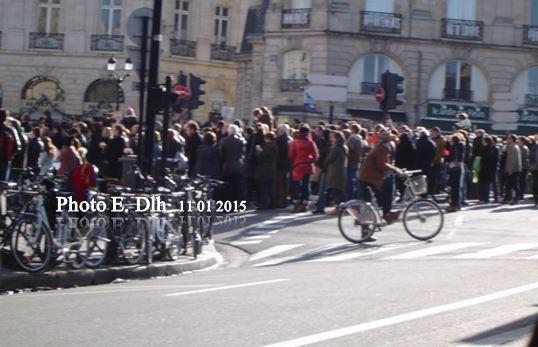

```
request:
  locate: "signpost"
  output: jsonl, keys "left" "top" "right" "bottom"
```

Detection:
{"left": 305, "top": 74, "right": 348, "bottom": 124}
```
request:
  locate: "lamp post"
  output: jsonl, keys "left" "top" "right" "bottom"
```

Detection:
{"left": 106, "top": 56, "right": 133, "bottom": 111}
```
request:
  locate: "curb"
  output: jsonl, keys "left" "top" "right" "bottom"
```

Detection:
{"left": 0, "top": 245, "right": 220, "bottom": 293}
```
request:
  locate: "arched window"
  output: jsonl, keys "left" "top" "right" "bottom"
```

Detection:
{"left": 21, "top": 76, "right": 64, "bottom": 101}
{"left": 282, "top": 50, "right": 309, "bottom": 80}
{"left": 444, "top": 60, "right": 472, "bottom": 101}
{"left": 84, "top": 79, "right": 124, "bottom": 105}
{"left": 427, "top": 61, "right": 487, "bottom": 102}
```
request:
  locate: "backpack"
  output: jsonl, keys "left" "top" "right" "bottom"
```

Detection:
{"left": 0, "top": 126, "right": 15, "bottom": 162}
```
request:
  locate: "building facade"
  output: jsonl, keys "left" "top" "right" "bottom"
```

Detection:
{"left": 237, "top": 0, "right": 538, "bottom": 134}
{"left": 0, "top": 0, "right": 255, "bottom": 122}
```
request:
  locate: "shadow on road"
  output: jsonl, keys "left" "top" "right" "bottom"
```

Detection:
{"left": 456, "top": 314, "right": 536, "bottom": 346}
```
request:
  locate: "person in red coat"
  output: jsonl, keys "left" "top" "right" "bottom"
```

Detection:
{"left": 289, "top": 125, "right": 319, "bottom": 212}
{"left": 70, "top": 157, "right": 97, "bottom": 203}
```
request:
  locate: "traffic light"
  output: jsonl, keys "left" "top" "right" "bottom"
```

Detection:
{"left": 187, "top": 73, "right": 206, "bottom": 110}
{"left": 380, "top": 71, "right": 404, "bottom": 111}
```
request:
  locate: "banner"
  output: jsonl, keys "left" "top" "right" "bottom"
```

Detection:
{"left": 427, "top": 103, "right": 490, "bottom": 121}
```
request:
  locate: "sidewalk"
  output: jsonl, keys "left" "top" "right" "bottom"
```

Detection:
{"left": 0, "top": 243, "right": 222, "bottom": 293}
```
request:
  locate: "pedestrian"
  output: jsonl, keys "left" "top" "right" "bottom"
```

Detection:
{"left": 517, "top": 136, "right": 529, "bottom": 200}
{"left": 415, "top": 128, "right": 436, "bottom": 195}
{"left": 274, "top": 124, "right": 292, "bottom": 208}
{"left": 219, "top": 124, "right": 246, "bottom": 202}
{"left": 478, "top": 136, "right": 498, "bottom": 203}
{"left": 185, "top": 121, "right": 203, "bottom": 177}
{"left": 26, "top": 127, "right": 44, "bottom": 174}
{"left": 39, "top": 136, "right": 57, "bottom": 175}
{"left": 529, "top": 134, "right": 538, "bottom": 207}
{"left": 395, "top": 131, "right": 416, "bottom": 200}
{"left": 430, "top": 127, "right": 446, "bottom": 194}
{"left": 446, "top": 134, "right": 465, "bottom": 213}
{"left": 322, "top": 131, "right": 348, "bottom": 215}
{"left": 289, "top": 124, "right": 319, "bottom": 213}
{"left": 101, "top": 125, "right": 127, "bottom": 180}
{"left": 255, "top": 132, "right": 278, "bottom": 209}
{"left": 502, "top": 134, "right": 522, "bottom": 205}
{"left": 57, "top": 138, "right": 82, "bottom": 177}
{"left": 0, "top": 109, "right": 17, "bottom": 181}
{"left": 193, "top": 131, "right": 220, "bottom": 179}
{"left": 346, "top": 123, "right": 363, "bottom": 200}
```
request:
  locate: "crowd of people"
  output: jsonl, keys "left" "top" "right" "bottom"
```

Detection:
{"left": 1, "top": 107, "right": 538, "bottom": 220}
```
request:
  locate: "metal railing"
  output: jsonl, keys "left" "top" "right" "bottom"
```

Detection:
{"left": 360, "top": 11, "right": 402, "bottom": 34}
{"left": 281, "top": 9, "right": 311, "bottom": 29}
{"left": 361, "top": 82, "right": 382, "bottom": 95}
{"left": 280, "top": 79, "right": 308, "bottom": 92}
{"left": 523, "top": 25, "right": 538, "bottom": 45}
{"left": 29, "top": 32, "right": 64, "bottom": 50}
{"left": 441, "top": 18, "right": 483, "bottom": 41}
{"left": 525, "top": 93, "right": 538, "bottom": 106}
{"left": 90, "top": 34, "right": 124, "bottom": 52}
{"left": 170, "top": 39, "right": 197, "bottom": 57}
{"left": 210, "top": 43, "right": 236, "bottom": 61}
{"left": 443, "top": 88, "right": 474, "bottom": 102}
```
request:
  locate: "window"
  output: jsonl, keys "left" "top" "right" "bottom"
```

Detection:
{"left": 214, "top": 6, "right": 229, "bottom": 44}
{"left": 38, "top": 0, "right": 61, "bottom": 34}
{"left": 363, "top": 54, "right": 389, "bottom": 83}
{"left": 291, "top": 0, "right": 311, "bottom": 9}
{"left": 528, "top": 68, "right": 538, "bottom": 94}
{"left": 84, "top": 79, "right": 123, "bottom": 104}
{"left": 174, "top": 1, "right": 190, "bottom": 40}
{"left": 446, "top": 0, "right": 475, "bottom": 20}
{"left": 22, "top": 76, "right": 64, "bottom": 101}
{"left": 100, "top": 0, "right": 122, "bottom": 36}
{"left": 445, "top": 61, "right": 471, "bottom": 91}
{"left": 532, "top": 0, "right": 538, "bottom": 25}
{"left": 282, "top": 50, "right": 310, "bottom": 80}
{"left": 365, "top": 0, "right": 394, "bottom": 13}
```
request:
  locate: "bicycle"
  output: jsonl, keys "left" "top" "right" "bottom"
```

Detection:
{"left": 338, "top": 164, "right": 444, "bottom": 243}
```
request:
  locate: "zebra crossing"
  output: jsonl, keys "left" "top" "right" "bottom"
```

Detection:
{"left": 229, "top": 212, "right": 311, "bottom": 246}
{"left": 248, "top": 241, "right": 538, "bottom": 267}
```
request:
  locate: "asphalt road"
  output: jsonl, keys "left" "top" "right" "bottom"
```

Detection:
{"left": 1, "top": 200, "right": 538, "bottom": 347}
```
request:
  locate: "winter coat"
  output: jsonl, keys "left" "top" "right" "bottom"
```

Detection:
{"left": 358, "top": 143, "right": 391, "bottom": 189}
{"left": 289, "top": 135, "right": 319, "bottom": 181}
{"left": 255, "top": 141, "right": 278, "bottom": 181}
{"left": 27, "top": 138, "right": 44, "bottom": 169}
{"left": 193, "top": 144, "right": 220, "bottom": 178}
{"left": 395, "top": 136, "right": 416, "bottom": 170}
{"left": 504, "top": 144, "right": 522, "bottom": 175}
{"left": 530, "top": 144, "right": 538, "bottom": 172}
{"left": 520, "top": 145, "right": 529, "bottom": 171}
{"left": 346, "top": 134, "right": 363, "bottom": 169}
{"left": 415, "top": 135, "right": 436, "bottom": 172}
{"left": 185, "top": 132, "right": 202, "bottom": 173}
{"left": 324, "top": 143, "right": 348, "bottom": 192}
{"left": 219, "top": 135, "right": 245, "bottom": 176}
{"left": 432, "top": 135, "right": 446, "bottom": 164}
{"left": 479, "top": 145, "right": 498, "bottom": 182}
{"left": 275, "top": 134, "right": 292, "bottom": 170}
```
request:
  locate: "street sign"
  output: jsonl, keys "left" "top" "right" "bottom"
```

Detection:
{"left": 304, "top": 86, "right": 347, "bottom": 102}
{"left": 307, "top": 74, "right": 348, "bottom": 86}
{"left": 127, "top": 8, "right": 153, "bottom": 47}
{"left": 174, "top": 85, "right": 191, "bottom": 100}
{"left": 375, "top": 87, "right": 385, "bottom": 103}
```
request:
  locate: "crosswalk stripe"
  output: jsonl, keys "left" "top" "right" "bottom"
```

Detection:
{"left": 246, "top": 229, "right": 280, "bottom": 235}
{"left": 310, "top": 243, "right": 422, "bottom": 262}
{"left": 231, "top": 240, "right": 263, "bottom": 246}
{"left": 526, "top": 254, "right": 538, "bottom": 259}
{"left": 384, "top": 243, "right": 484, "bottom": 260}
{"left": 243, "top": 235, "right": 272, "bottom": 240}
{"left": 252, "top": 256, "right": 299, "bottom": 267}
{"left": 454, "top": 243, "right": 538, "bottom": 259}
{"left": 252, "top": 243, "right": 348, "bottom": 267}
{"left": 249, "top": 244, "right": 304, "bottom": 262}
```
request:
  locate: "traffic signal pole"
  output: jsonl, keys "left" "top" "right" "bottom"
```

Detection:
{"left": 160, "top": 76, "right": 173, "bottom": 175}
{"left": 136, "top": 15, "right": 149, "bottom": 172}
{"left": 142, "top": 0, "right": 163, "bottom": 175}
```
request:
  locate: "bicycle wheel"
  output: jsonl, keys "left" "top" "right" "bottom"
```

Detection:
{"left": 119, "top": 214, "right": 147, "bottom": 265}
{"left": 81, "top": 213, "right": 111, "bottom": 268}
{"left": 403, "top": 199, "right": 444, "bottom": 240}
{"left": 337, "top": 200, "right": 377, "bottom": 243}
{"left": 157, "top": 217, "right": 183, "bottom": 261}
{"left": 11, "top": 215, "right": 53, "bottom": 273}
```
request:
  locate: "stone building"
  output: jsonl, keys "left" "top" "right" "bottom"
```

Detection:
{"left": 0, "top": 0, "right": 255, "bottom": 122}
{"left": 236, "top": 0, "right": 538, "bottom": 134}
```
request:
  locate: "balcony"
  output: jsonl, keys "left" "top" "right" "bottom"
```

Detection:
{"left": 523, "top": 25, "right": 538, "bottom": 45}
{"left": 443, "top": 88, "right": 474, "bottom": 102}
{"left": 280, "top": 79, "right": 308, "bottom": 92}
{"left": 90, "top": 34, "right": 124, "bottom": 52}
{"left": 29, "top": 32, "right": 64, "bottom": 50}
{"left": 525, "top": 93, "right": 538, "bottom": 107}
{"left": 360, "top": 82, "right": 382, "bottom": 95}
{"left": 441, "top": 18, "right": 483, "bottom": 41}
{"left": 281, "top": 9, "right": 311, "bottom": 29}
{"left": 170, "top": 39, "right": 196, "bottom": 58}
{"left": 360, "top": 11, "right": 402, "bottom": 34}
{"left": 210, "top": 43, "right": 236, "bottom": 61}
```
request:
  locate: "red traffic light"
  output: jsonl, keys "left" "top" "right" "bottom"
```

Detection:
{"left": 375, "top": 87, "right": 385, "bottom": 103}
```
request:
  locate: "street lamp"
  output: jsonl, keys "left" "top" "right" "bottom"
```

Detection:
{"left": 106, "top": 56, "right": 133, "bottom": 111}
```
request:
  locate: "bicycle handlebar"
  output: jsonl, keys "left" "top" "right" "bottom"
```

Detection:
{"left": 385, "top": 163, "right": 422, "bottom": 176}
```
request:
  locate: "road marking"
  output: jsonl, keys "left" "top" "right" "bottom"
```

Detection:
{"left": 310, "top": 243, "right": 422, "bottom": 262}
{"left": 247, "top": 229, "right": 280, "bottom": 235}
{"left": 454, "top": 243, "right": 538, "bottom": 259}
{"left": 445, "top": 214, "right": 465, "bottom": 240}
{"left": 231, "top": 240, "right": 263, "bottom": 246}
{"left": 384, "top": 242, "right": 483, "bottom": 260}
{"left": 253, "top": 243, "right": 351, "bottom": 267}
{"left": 249, "top": 244, "right": 304, "bottom": 262}
{"left": 263, "top": 281, "right": 538, "bottom": 347}
{"left": 254, "top": 224, "right": 288, "bottom": 229}
{"left": 242, "top": 235, "right": 272, "bottom": 240}
{"left": 165, "top": 279, "right": 290, "bottom": 297}
{"left": 527, "top": 254, "right": 538, "bottom": 259}
{"left": 253, "top": 256, "right": 299, "bottom": 267}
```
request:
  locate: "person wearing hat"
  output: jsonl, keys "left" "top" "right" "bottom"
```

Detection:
{"left": 358, "top": 128, "right": 400, "bottom": 239}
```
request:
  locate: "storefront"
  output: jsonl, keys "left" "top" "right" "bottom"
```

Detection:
{"left": 421, "top": 102, "right": 492, "bottom": 133}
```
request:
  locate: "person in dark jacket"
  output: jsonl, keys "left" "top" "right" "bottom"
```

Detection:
{"left": 101, "top": 125, "right": 127, "bottom": 180}
{"left": 27, "top": 127, "right": 44, "bottom": 174}
{"left": 447, "top": 134, "right": 465, "bottom": 213}
{"left": 219, "top": 124, "right": 246, "bottom": 202}
{"left": 274, "top": 124, "right": 292, "bottom": 208}
{"left": 255, "top": 132, "right": 278, "bottom": 209}
{"left": 321, "top": 131, "right": 348, "bottom": 215}
{"left": 185, "top": 121, "right": 203, "bottom": 177}
{"left": 193, "top": 131, "right": 220, "bottom": 179}
{"left": 415, "top": 129, "right": 437, "bottom": 195}
{"left": 312, "top": 126, "right": 330, "bottom": 213}
{"left": 395, "top": 132, "right": 416, "bottom": 200}
{"left": 478, "top": 136, "right": 498, "bottom": 203}
{"left": 346, "top": 123, "right": 363, "bottom": 200}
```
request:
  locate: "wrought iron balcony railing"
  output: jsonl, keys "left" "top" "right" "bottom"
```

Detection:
{"left": 29, "top": 32, "right": 64, "bottom": 50}
{"left": 525, "top": 93, "right": 538, "bottom": 106}
{"left": 360, "top": 11, "right": 402, "bottom": 34}
{"left": 170, "top": 39, "right": 196, "bottom": 57}
{"left": 280, "top": 79, "right": 308, "bottom": 92}
{"left": 281, "top": 9, "right": 311, "bottom": 29}
{"left": 210, "top": 43, "right": 236, "bottom": 61}
{"left": 441, "top": 18, "right": 483, "bottom": 41}
{"left": 443, "top": 88, "right": 474, "bottom": 102}
{"left": 360, "top": 82, "right": 382, "bottom": 95}
{"left": 523, "top": 25, "right": 538, "bottom": 45}
{"left": 90, "top": 34, "right": 124, "bottom": 52}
